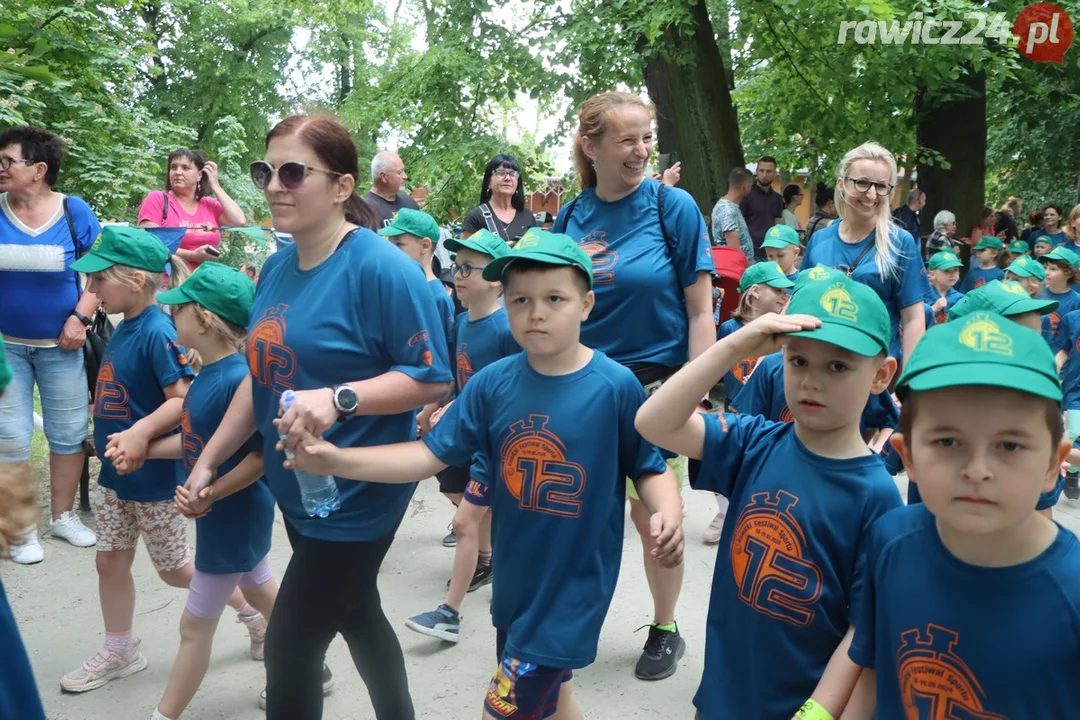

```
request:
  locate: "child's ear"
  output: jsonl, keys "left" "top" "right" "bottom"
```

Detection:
{"left": 581, "top": 290, "right": 596, "bottom": 320}
{"left": 891, "top": 433, "right": 915, "bottom": 481}
{"left": 1048, "top": 437, "right": 1072, "bottom": 493}
{"left": 871, "top": 356, "right": 898, "bottom": 394}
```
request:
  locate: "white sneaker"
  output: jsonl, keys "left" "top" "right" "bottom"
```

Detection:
{"left": 10, "top": 528, "right": 44, "bottom": 565}
{"left": 49, "top": 511, "right": 97, "bottom": 547}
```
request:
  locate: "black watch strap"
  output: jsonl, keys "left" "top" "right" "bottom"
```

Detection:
{"left": 71, "top": 310, "right": 91, "bottom": 327}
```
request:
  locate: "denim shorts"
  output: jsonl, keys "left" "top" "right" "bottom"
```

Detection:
{"left": 0, "top": 344, "right": 88, "bottom": 461}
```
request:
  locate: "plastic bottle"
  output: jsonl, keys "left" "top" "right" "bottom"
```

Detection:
{"left": 279, "top": 390, "right": 341, "bottom": 518}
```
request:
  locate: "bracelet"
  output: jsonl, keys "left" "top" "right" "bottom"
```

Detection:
{"left": 71, "top": 310, "right": 91, "bottom": 327}
{"left": 795, "top": 699, "right": 834, "bottom": 720}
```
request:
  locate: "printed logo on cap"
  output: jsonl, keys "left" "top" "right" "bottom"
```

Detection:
{"left": 958, "top": 314, "right": 1013, "bottom": 356}
{"left": 820, "top": 282, "right": 858, "bottom": 322}
{"left": 941, "top": 252, "right": 957, "bottom": 262}
{"left": 515, "top": 231, "right": 541, "bottom": 250}
{"left": 769, "top": 227, "right": 780, "bottom": 237}
{"left": 807, "top": 266, "right": 831, "bottom": 281}
{"left": 1001, "top": 281, "right": 1027, "bottom": 295}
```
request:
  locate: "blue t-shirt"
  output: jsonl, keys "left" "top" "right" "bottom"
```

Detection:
{"left": 554, "top": 178, "right": 714, "bottom": 368}
{"left": 455, "top": 308, "right": 520, "bottom": 393}
{"left": 246, "top": 229, "right": 452, "bottom": 542}
{"left": 428, "top": 277, "right": 456, "bottom": 362}
{"left": 850, "top": 503, "right": 1080, "bottom": 718}
{"left": 923, "top": 287, "right": 964, "bottom": 326}
{"left": 1040, "top": 288, "right": 1080, "bottom": 347}
{"left": 182, "top": 354, "right": 274, "bottom": 573}
{"left": 0, "top": 578, "right": 45, "bottom": 720}
{"left": 94, "top": 305, "right": 193, "bottom": 502}
{"left": 958, "top": 265, "right": 1004, "bottom": 294}
{"left": 716, "top": 317, "right": 757, "bottom": 409}
{"left": 0, "top": 194, "right": 100, "bottom": 341}
{"left": 689, "top": 413, "right": 903, "bottom": 718}
{"left": 1052, "top": 309, "right": 1080, "bottom": 410}
{"left": 423, "top": 351, "right": 667, "bottom": 668}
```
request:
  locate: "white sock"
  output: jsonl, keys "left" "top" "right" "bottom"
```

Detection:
{"left": 150, "top": 710, "right": 174, "bottom": 720}
{"left": 237, "top": 603, "right": 259, "bottom": 618}
{"left": 715, "top": 494, "right": 729, "bottom": 515}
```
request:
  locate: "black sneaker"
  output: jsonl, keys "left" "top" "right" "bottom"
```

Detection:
{"left": 634, "top": 624, "right": 686, "bottom": 681}
{"left": 468, "top": 563, "right": 493, "bottom": 593}
{"left": 1066, "top": 471, "right": 1080, "bottom": 501}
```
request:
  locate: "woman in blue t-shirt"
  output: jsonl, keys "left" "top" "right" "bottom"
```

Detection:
{"left": 802, "top": 141, "right": 930, "bottom": 365}
{"left": 554, "top": 91, "right": 715, "bottom": 682}
{"left": 0, "top": 125, "right": 101, "bottom": 564}
{"left": 188, "top": 115, "right": 453, "bottom": 719}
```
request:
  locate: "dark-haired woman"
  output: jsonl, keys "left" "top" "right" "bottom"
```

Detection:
{"left": 459, "top": 154, "right": 536, "bottom": 244}
{"left": 138, "top": 150, "right": 246, "bottom": 268}
{"left": 188, "top": 115, "right": 451, "bottom": 719}
{"left": 781, "top": 183, "right": 804, "bottom": 236}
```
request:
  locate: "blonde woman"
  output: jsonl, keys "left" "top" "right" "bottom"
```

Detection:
{"left": 801, "top": 142, "right": 930, "bottom": 364}
{"left": 553, "top": 91, "right": 713, "bottom": 681}
{"left": 1060, "top": 204, "right": 1080, "bottom": 255}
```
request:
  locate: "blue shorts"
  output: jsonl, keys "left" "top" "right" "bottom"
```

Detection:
{"left": 0, "top": 344, "right": 88, "bottom": 461}
{"left": 464, "top": 478, "right": 492, "bottom": 507}
{"left": 1037, "top": 475, "right": 1065, "bottom": 512}
{"left": 484, "top": 629, "right": 571, "bottom": 719}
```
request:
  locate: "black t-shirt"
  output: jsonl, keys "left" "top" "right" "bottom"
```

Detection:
{"left": 363, "top": 191, "right": 420, "bottom": 228}
{"left": 461, "top": 204, "right": 536, "bottom": 244}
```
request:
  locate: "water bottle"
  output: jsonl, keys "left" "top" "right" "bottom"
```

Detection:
{"left": 279, "top": 390, "right": 341, "bottom": 518}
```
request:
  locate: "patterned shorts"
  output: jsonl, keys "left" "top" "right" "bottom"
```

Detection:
{"left": 94, "top": 487, "right": 191, "bottom": 572}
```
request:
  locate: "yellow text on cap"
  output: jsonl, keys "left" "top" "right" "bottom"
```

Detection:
{"left": 820, "top": 282, "right": 858, "bottom": 322}
{"left": 958, "top": 315, "right": 1013, "bottom": 357}
{"left": 808, "top": 266, "right": 831, "bottom": 281}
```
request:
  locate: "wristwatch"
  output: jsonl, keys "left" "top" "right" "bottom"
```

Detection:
{"left": 332, "top": 384, "right": 359, "bottom": 421}
{"left": 71, "top": 310, "right": 91, "bottom": 327}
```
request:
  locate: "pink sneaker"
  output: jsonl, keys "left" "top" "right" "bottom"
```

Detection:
{"left": 702, "top": 512, "right": 726, "bottom": 545}
{"left": 238, "top": 612, "right": 268, "bottom": 661}
{"left": 60, "top": 641, "right": 147, "bottom": 693}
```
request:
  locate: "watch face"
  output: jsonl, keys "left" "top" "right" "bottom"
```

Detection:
{"left": 336, "top": 386, "right": 358, "bottom": 413}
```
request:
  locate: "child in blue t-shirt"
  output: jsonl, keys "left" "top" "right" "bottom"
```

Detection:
{"left": 924, "top": 250, "right": 964, "bottom": 325}
{"left": 637, "top": 267, "right": 903, "bottom": 719}
{"left": 0, "top": 337, "right": 47, "bottom": 720}
{"left": 761, "top": 224, "right": 802, "bottom": 283}
{"left": 1051, "top": 306, "right": 1080, "bottom": 505}
{"left": 1037, "top": 246, "right": 1080, "bottom": 347}
{"left": 959, "top": 236, "right": 1005, "bottom": 293}
{"left": 844, "top": 315, "right": 1080, "bottom": 718}
{"left": 405, "top": 229, "right": 520, "bottom": 643}
{"left": 120, "top": 263, "right": 276, "bottom": 720}
{"left": 283, "top": 230, "right": 684, "bottom": 720}
{"left": 64, "top": 227, "right": 250, "bottom": 694}
{"left": 1004, "top": 253, "right": 1045, "bottom": 298}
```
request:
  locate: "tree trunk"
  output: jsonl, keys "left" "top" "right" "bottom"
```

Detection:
{"left": 642, "top": 0, "right": 745, "bottom": 219}
{"left": 915, "top": 68, "right": 986, "bottom": 241}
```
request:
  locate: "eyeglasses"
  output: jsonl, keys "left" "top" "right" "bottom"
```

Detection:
{"left": 0, "top": 156, "right": 35, "bottom": 172}
{"left": 249, "top": 161, "right": 342, "bottom": 190}
{"left": 843, "top": 176, "right": 894, "bottom": 196}
{"left": 493, "top": 169, "right": 520, "bottom": 180}
{"left": 450, "top": 262, "right": 485, "bottom": 278}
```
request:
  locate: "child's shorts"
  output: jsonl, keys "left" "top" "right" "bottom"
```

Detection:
{"left": 484, "top": 629, "right": 571, "bottom": 720}
{"left": 95, "top": 487, "right": 191, "bottom": 572}
{"left": 1037, "top": 475, "right": 1066, "bottom": 512}
{"left": 437, "top": 465, "right": 470, "bottom": 495}
{"left": 464, "top": 479, "right": 492, "bottom": 507}
{"left": 186, "top": 555, "right": 274, "bottom": 620}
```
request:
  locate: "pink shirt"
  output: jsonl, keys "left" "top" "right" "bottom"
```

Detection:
{"left": 138, "top": 191, "right": 224, "bottom": 267}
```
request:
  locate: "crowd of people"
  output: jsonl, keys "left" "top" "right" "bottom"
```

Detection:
{"left": 1, "top": 86, "right": 1080, "bottom": 720}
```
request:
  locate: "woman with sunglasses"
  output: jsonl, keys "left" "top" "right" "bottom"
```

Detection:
{"left": 459, "top": 154, "right": 536, "bottom": 245}
{"left": 138, "top": 149, "right": 246, "bottom": 268}
{"left": 801, "top": 141, "right": 930, "bottom": 365}
{"left": 187, "top": 115, "right": 453, "bottom": 720}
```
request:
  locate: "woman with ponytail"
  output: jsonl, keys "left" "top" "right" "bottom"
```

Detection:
{"left": 801, "top": 142, "right": 930, "bottom": 364}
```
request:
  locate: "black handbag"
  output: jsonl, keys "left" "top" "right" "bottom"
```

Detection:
{"left": 63, "top": 199, "right": 114, "bottom": 399}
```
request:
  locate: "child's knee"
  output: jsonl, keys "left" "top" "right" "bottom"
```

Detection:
{"left": 452, "top": 508, "right": 482, "bottom": 538}
{"left": 95, "top": 550, "right": 133, "bottom": 577}
{"left": 158, "top": 564, "right": 192, "bottom": 589}
{"left": 178, "top": 610, "right": 217, "bottom": 641}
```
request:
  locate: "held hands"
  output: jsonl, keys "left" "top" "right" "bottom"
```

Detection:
{"left": 175, "top": 483, "right": 214, "bottom": 519}
{"left": 275, "top": 423, "right": 341, "bottom": 477}
{"left": 729, "top": 312, "right": 822, "bottom": 359}
{"left": 429, "top": 400, "right": 453, "bottom": 428}
{"left": 103, "top": 430, "right": 150, "bottom": 474}
{"left": 648, "top": 510, "right": 685, "bottom": 568}
{"left": 277, "top": 388, "right": 337, "bottom": 446}
{"left": 57, "top": 315, "right": 87, "bottom": 350}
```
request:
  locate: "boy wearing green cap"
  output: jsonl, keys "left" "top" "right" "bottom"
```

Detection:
{"left": 1004, "top": 253, "right": 1045, "bottom": 297}
{"left": 762, "top": 224, "right": 803, "bottom": 283}
{"left": 637, "top": 272, "right": 903, "bottom": 719}
{"left": 844, "top": 315, "right": 1080, "bottom": 718}
{"left": 283, "top": 228, "right": 684, "bottom": 720}
{"left": 1049, "top": 299, "right": 1080, "bottom": 503}
{"left": 959, "top": 236, "right": 1005, "bottom": 294}
{"left": 948, "top": 279, "right": 1059, "bottom": 332}
{"left": 62, "top": 226, "right": 203, "bottom": 693}
{"left": 405, "top": 229, "right": 520, "bottom": 643}
{"left": 1036, "top": 246, "right": 1080, "bottom": 346}
{"left": 1033, "top": 235, "right": 1054, "bottom": 258}
{"left": 1006, "top": 238, "right": 1030, "bottom": 262}
{"left": 924, "top": 251, "right": 965, "bottom": 325}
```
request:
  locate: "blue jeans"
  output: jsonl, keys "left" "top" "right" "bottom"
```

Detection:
{"left": 0, "top": 344, "right": 88, "bottom": 462}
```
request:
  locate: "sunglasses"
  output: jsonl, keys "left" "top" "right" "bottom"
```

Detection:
{"left": 249, "top": 161, "right": 342, "bottom": 190}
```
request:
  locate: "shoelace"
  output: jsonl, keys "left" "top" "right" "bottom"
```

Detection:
{"left": 636, "top": 625, "right": 667, "bottom": 657}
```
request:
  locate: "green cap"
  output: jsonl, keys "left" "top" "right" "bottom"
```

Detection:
{"left": 69, "top": 225, "right": 168, "bottom": 273}
{"left": 948, "top": 280, "right": 1057, "bottom": 320}
{"left": 784, "top": 274, "right": 890, "bottom": 356}
{"left": 972, "top": 236, "right": 1004, "bottom": 251}
{"left": 761, "top": 224, "right": 801, "bottom": 250}
{"left": 0, "top": 335, "right": 11, "bottom": 395}
{"left": 927, "top": 250, "right": 963, "bottom": 271}
{"left": 897, "top": 313, "right": 1061, "bottom": 403}
{"left": 793, "top": 264, "right": 848, "bottom": 292}
{"left": 377, "top": 208, "right": 441, "bottom": 243}
{"left": 444, "top": 229, "right": 511, "bottom": 260}
{"left": 1008, "top": 240, "right": 1030, "bottom": 254}
{"left": 1038, "top": 245, "right": 1080, "bottom": 269}
{"left": 1033, "top": 235, "right": 1055, "bottom": 248}
{"left": 157, "top": 262, "right": 256, "bottom": 327}
{"left": 738, "top": 261, "right": 796, "bottom": 293}
{"left": 482, "top": 228, "right": 593, "bottom": 288}
{"left": 1005, "top": 255, "right": 1045, "bottom": 280}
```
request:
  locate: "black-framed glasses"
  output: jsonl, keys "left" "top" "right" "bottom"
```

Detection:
{"left": 249, "top": 161, "right": 342, "bottom": 190}
{"left": 842, "top": 176, "right": 894, "bottom": 196}
{"left": 0, "top": 156, "right": 35, "bottom": 172}
{"left": 493, "top": 169, "right": 520, "bottom": 180}
{"left": 450, "top": 261, "right": 484, "bottom": 278}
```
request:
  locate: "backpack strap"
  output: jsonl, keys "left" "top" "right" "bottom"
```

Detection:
{"left": 160, "top": 190, "right": 169, "bottom": 223}
{"left": 552, "top": 197, "right": 578, "bottom": 235}
{"left": 479, "top": 203, "right": 508, "bottom": 241}
{"left": 656, "top": 183, "right": 676, "bottom": 261}
{"left": 64, "top": 197, "right": 84, "bottom": 294}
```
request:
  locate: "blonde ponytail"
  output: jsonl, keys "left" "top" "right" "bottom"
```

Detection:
{"left": 835, "top": 142, "right": 901, "bottom": 280}
{"left": 165, "top": 254, "right": 191, "bottom": 289}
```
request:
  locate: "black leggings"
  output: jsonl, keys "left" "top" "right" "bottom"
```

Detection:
{"left": 264, "top": 519, "right": 415, "bottom": 720}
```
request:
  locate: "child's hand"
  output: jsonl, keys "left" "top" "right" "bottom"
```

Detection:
{"left": 649, "top": 510, "right": 685, "bottom": 568}
{"left": 105, "top": 430, "right": 150, "bottom": 473}
{"left": 931, "top": 297, "right": 947, "bottom": 314}
{"left": 730, "top": 312, "right": 822, "bottom": 359}
{"left": 429, "top": 400, "right": 453, "bottom": 428}
{"left": 277, "top": 424, "right": 340, "bottom": 476}
{"left": 175, "top": 485, "right": 213, "bottom": 519}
